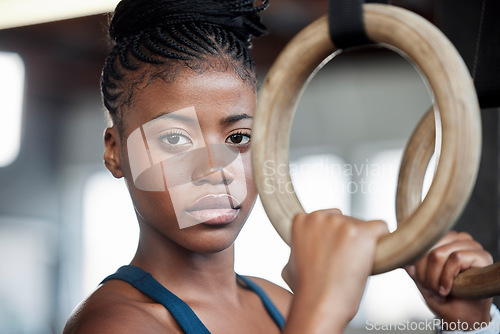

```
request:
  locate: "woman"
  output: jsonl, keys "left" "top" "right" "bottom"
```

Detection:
{"left": 64, "top": 0, "right": 497, "bottom": 333}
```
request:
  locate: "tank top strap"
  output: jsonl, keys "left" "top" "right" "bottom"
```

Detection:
{"left": 101, "top": 265, "right": 211, "bottom": 334}
{"left": 236, "top": 275, "right": 285, "bottom": 330}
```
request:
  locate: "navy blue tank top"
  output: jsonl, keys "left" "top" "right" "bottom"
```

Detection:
{"left": 101, "top": 265, "right": 285, "bottom": 333}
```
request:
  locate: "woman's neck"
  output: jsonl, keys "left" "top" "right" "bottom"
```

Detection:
{"left": 130, "top": 222, "right": 240, "bottom": 304}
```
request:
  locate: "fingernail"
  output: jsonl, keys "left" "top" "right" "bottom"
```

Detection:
{"left": 439, "top": 285, "right": 447, "bottom": 296}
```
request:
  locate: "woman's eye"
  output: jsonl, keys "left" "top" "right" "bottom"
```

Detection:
{"left": 162, "top": 133, "right": 191, "bottom": 146}
{"left": 226, "top": 133, "right": 250, "bottom": 145}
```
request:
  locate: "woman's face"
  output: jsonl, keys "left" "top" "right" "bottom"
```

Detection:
{"left": 109, "top": 67, "right": 258, "bottom": 253}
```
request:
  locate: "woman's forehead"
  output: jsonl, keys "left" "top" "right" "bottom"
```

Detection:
{"left": 120, "top": 69, "right": 256, "bottom": 130}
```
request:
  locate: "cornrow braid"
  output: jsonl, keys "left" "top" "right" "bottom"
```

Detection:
{"left": 150, "top": 27, "right": 194, "bottom": 59}
{"left": 168, "top": 26, "right": 206, "bottom": 55}
{"left": 101, "top": 0, "right": 269, "bottom": 129}
{"left": 130, "top": 33, "right": 164, "bottom": 65}
{"left": 178, "top": 24, "right": 216, "bottom": 55}
{"left": 117, "top": 40, "right": 137, "bottom": 71}
{"left": 188, "top": 23, "right": 219, "bottom": 53}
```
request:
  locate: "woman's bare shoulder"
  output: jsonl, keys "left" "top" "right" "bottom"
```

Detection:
{"left": 244, "top": 276, "right": 293, "bottom": 318}
{"left": 63, "top": 280, "right": 181, "bottom": 334}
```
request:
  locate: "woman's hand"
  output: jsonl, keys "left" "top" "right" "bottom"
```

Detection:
{"left": 282, "top": 209, "right": 389, "bottom": 334}
{"left": 406, "top": 231, "right": 493, "bottom": 327}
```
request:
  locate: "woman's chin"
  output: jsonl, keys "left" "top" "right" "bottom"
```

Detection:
{"left": 183, "top": 238, "right": 236, "bottom": 254}
{"left": 178, "top": 224, "right": 241, "bottom": 254}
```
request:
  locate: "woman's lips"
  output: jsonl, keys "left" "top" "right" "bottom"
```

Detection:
{"left": 185, "top": 194, "right": 241, "bottom": 224}
{"left": 185, "top": 208, "right": 240, "bottom": 224}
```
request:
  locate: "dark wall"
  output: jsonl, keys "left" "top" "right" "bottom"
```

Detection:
{"left": 436, "top": 0, "right": 500, "bottom": 305}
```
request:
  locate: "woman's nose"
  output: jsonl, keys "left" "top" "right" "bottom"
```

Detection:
{"left": 192, "top": 144, "right": 237, "bottom": 186}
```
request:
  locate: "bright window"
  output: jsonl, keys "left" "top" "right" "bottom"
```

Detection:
{"left": 0, "top": 52, "right": 24, "bottom": 167}
{"left": 82, "top": 171, "right": 139, "bottom": 295}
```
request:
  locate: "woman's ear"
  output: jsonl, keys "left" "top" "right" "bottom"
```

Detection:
{"left": 104, "top": 126, "right": 124, "bottom": 178}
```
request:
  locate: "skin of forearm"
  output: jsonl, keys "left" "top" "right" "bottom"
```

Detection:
{"left": 282, "top": 288, "right": 353, "bottom": 334}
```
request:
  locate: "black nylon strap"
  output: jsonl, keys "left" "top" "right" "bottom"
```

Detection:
{"left": 329, "top": 0, "right": 389, "bottom": 49}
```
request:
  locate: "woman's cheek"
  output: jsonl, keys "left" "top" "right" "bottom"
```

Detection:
{"left": 241, "top": 151, "right": 257, "bottom": 199}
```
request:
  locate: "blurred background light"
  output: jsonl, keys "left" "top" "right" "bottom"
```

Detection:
{"left": 82, "top": 171, "right": 139, "bottom": 295}
{"left": 0, "top": 0, "right": 119, "bottom": 29}
{"left": 0, "top": 52, "right": 24, "bottom": 168}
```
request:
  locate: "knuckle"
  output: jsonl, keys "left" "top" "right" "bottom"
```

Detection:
{"left": 475, "top": 249, "right": 494, "bottom": 265}
{"left": 370, "top": 220, "right": 389, "bottom": 234}
{"left": 330, "top": 208, "right": 343, "bottom": 215}
{"left": 428, "top": 249, "right": 446, "bottom": 264}
{"left": 310, "top": 210, "right": 325, "bottom": 217}
{"left": 469, "top": 240, "right": 484, "bottom": 250}
{"left": 328, "top": 213, "right": 344, "bottom": 225}
{"left": 307, "top": 210, "right": 325, "bottom": 222}
{"left": 448, "top": 251, "right": 462, "bottom": 264}
{"left": 337, "top": 221, "right": 359, "bottom": 239}
{"left": 456, "top": 231, "right": 473, "bottom": 240}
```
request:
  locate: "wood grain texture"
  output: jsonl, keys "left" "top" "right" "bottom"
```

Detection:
{"left": 395, "top": 107, "right": 437, "bottom": 225}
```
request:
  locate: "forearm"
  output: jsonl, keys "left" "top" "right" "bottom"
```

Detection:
{"left": 282, "top": 289, "right": 350, "bottom": 334}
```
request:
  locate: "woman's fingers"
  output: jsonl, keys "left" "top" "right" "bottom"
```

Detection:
{"left": 317, "top": 208, "right": 343, "bottom": 215}
{"left": 284, "top": 210, "right": 388, "bottom": 292}
{"left": 439, "top": 249, "right": 493, "bottom": 295}
{"left": 413, "top": 232, "right": 471, "bottom": 285}
{"left": 435, "top": 231, "right": 475, "bottom": 247}
{"left": 284, "top": 210, "right": 390, "bottom": 325}
{"left": 365, "top": 219, "right": 391, "bottom": 238}
{"left": 412, "top": 231, "right": 493, "bottom": 296}
{"left": 423, "top": 240, "right": 482, "bottom": 293}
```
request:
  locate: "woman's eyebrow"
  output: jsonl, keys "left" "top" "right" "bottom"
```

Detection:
{"left": 220, "top": 113, "right": 253, "bottom": 125}
{"left": 149, "top": 112, "right": 196, "bottom": 124}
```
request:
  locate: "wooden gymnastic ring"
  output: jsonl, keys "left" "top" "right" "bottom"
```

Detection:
{"left": 252, "top": 4, "right": 482, "bottom": 275}
{"left": 397, "top": 108, "right": 500, "bottom": 298}
{"left": 395, "top": 107, "right": 437, "bottom": 225}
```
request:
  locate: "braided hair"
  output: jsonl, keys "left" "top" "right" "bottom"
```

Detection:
{"left": 101, "top": 0, "right": 269, "bottom": 129}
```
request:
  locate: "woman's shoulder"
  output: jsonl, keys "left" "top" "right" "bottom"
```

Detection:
{"left": 242, "top": 276, "right": 293, "bottom": 319}
{"left": 63, "top": 280, "right": 181, "bottom": 334}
